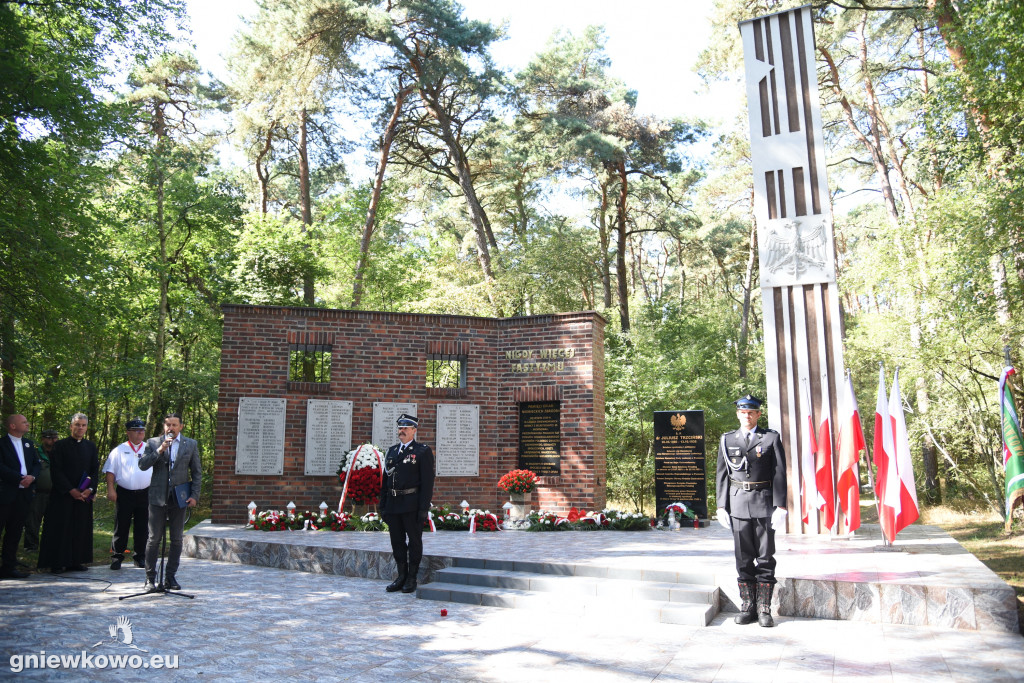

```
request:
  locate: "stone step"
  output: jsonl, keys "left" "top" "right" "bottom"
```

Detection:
{"left": 417, "top": 581, "right": 718, "bottom": 626}
{"left": 449, "top": 557, "right": 717, "bottom": 586}
{"left": 435, "top": 566, "right": 718, "bottom": 604}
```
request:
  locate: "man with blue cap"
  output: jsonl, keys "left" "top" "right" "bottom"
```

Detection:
{"left": 380, "top": 413, "right": 434, "bottom": 594}
{"left": 716, "top": 394, "right": 787, "bottom": 627}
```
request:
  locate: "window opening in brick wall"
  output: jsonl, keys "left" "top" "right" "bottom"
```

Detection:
{"left": 426, "top": 354, "right": 466, "bottom": 389}
{"left": 289, "top": 344, "right": 332, "bottom": 383}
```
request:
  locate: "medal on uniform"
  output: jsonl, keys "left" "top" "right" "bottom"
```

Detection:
{"left": 756, "top": 446, "right": 762, "bottom": 457}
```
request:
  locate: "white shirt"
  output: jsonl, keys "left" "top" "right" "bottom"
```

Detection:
{"left": 168, "top": 435, "right": 180, "bottom": 467}
{"left": 8, "top": 434, "right": 27, "bottom": 485}
{"left": 103, "top": 441, "right": 153, "bottom": 491}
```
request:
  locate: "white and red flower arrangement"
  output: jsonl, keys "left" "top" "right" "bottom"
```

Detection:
{"left": 337, "top": 444, "right": 384, "bottom": 508}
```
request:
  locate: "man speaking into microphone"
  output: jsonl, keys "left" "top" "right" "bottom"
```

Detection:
{"left": 138, "top": 412, "right": 201, "bottom": 592}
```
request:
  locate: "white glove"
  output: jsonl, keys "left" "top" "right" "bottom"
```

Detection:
{"left": 771, "top": 507, "right": 788, "bottom": 530}
{"left": 716, "top": 508, "right": 731, "bottom": 530}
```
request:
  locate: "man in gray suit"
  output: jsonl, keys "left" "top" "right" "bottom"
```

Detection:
{"left": 138, "top": 412, "right": 201, "bottom": 593}
{"left": 715, "top": 395, "right": 787, "bottom": 628}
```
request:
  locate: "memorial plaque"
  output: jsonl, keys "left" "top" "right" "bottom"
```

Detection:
{"left": 518, "top": 401, "right": 560, "bottom": 476}
{"left": 235, "top": 397, "right": 287, "bottom": 475}
{"left": 435, "top": 404, "right": 479, "bottom": 477}
{"left": 372, "top": 402, "right": 417, "bottom": 448}
{"left": 654, "top": 410, "right": 707, "bottom": 517}
{"left": 304, "top": 399, "right": 353, "bottom": 476}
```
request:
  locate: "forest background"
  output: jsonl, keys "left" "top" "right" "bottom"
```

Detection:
{"left": 2, "top": 0, "right": 1023, "bottom": 521}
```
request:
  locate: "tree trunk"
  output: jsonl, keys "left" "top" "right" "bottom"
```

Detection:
{"left": 146, "top": 103, "right": 168, "bottom": 434}
{"left": 0, "top": 315, "right": 13, "bottom": 416}
{"left": 352, "top": 86, "right": 412, "bottom": 308}
{"left": 256, "top": 124, "right": 275, "bottom": 215}
{"left": 412, "top": 79, "right": 498, "bottom": 297}
{"left": 820, "top": 45, "right": 901, "bottom": 230}
{"left": 738, "top": 210, "right": 757, "bottom": 380}
{"left": 598, "top": 179, "right": 613, "bottom": 308}
{"left": 613, "top": 162, "right": 631, "bottom": 333}
{"left": 298, "top": 108, "right": 315, "bottom": 306}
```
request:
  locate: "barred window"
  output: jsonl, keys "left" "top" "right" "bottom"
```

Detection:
{"left": 426, "top": 354, "right": 466, "bottom": 389}
{"left": 289, "top": 344, "right": 331, "bottom": 383}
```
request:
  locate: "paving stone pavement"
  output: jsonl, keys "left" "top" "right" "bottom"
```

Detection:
{"left": 2, "top": 558, "right": 1023, "bottom": 682}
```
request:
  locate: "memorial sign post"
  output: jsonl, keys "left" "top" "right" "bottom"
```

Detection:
{"left": 653, "top": 410, "right": 707, "bottom": 519}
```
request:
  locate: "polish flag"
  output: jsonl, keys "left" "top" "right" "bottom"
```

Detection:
{"left": 874, "top": 367, "right": 899, "bottom": 542}
{"left": 890, "top": 370, "right": 920, "bottom": 534}
{"left": 801, "top": 386, "right": 818, "bottom": 526}
{"left": 815, "top": 412, "right": 836, "bottom": 531}
{"left": 836, "top": 374, "right": 866, "bottom": 532}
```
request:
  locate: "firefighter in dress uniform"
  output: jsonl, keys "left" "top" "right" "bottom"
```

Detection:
{"left": 715, "top": 395, "right": 788, "bottom": 627}
{"left": 379, "top": 414, "right": 435, "bottom": 594}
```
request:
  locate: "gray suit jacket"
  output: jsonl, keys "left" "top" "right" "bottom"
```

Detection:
{"left": 138, "top": 435, "right": 201, "bottom": 507}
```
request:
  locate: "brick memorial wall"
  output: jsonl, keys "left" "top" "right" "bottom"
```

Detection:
{"left": 212, "top": 304, "right": 606, "bottom": 523}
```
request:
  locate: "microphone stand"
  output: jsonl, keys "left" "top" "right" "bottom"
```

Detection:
{"left": 120, "top": 435, "right": 194, "bottom": 601}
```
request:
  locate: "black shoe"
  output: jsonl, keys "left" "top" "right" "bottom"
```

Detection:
{"left": 24, "top": 545, "right": 37, "bottom": 552}
{"left": 68, "top": 565, "right": 88, "bottom": 572}
{"left": 143, "top": 579, "right": 161, "bottom": 593}
{"left": 402, "top": 564, "right": 419, "bottom": 593}
{"left": 51, "top": 567, "right": 65, "bottom": 574}
{"left": 133, "top": 557, "right": 145, "bottom": 569}
{"left": 756, "top": 582, "right": 775, "bottom": 628}
{"left": 386, "top": 562, "right": 408, "bottom": 593}
{"left": 110, "top": 556, "right": 123, "bottom": 570}
{"left": 165, "top": 576, "right": 181, "bottom": 590}
{"left": 734, "top": 580, "right": 757, "bottom": 625}
{"left": 0, "top": 568, "right": 29, "bottom": 579}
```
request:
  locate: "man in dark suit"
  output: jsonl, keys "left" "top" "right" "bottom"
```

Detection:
{"left": 138, "top": 412, "right": 201, "bottom": 593}
{"left": 0, "top": 414, "right": 40, "bottom": 578}
{"left": 379, "top": 414, "right": 434, "bottom": 594}
{"left": 716, "top": 395, "right": 787, "bottom": 627}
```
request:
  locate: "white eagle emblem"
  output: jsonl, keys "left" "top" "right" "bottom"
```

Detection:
{"left": 762, "top": 219, "right": 828, "bottom": 278}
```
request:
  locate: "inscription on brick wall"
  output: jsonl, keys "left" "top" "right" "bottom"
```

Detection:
{"left": 518, "top": 400, "right": 561, "bottom": 476}
{"left": 436, "top": 404, "right": 479, "bottom": 477}
{"left": 235, "top": 397, "right": 287, "bottom": 475}
{"left": 372, "top": 402, "right": 417, "bottom": 448}
{"left": 304, "top": 399, "right": 353, "bottom": 476}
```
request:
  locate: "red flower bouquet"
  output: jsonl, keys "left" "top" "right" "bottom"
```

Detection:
{"left": 342, "top": 467, "right": 382, "bottom": 505}
{"left": 497, "top": 469, "right": 538, "bottom": 495}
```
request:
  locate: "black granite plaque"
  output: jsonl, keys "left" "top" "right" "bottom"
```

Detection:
{"left": 518, "top": 401, "right": 560, "bottom": 476}
{"left": 654, "top": 410, "right": 706, "bottom": 517}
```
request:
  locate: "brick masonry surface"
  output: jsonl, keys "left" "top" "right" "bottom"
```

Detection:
{"left": 214, "top": 304, "right": 606, "bottom": 523}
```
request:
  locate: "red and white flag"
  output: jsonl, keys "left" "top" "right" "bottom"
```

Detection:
{"left": 874, "top": 367, "right": 898, "bottom": 542}
{"left": 800, "top": 381, "right": 818, "bottom": 526}
{"left": 889, "top": 370, "right": 920, "bottom": 534}
{"left": 836, "top": 373, "right": 866, "bottom": 532}
{"left": 815, "top": 410, "right": 836, "bottom": 531}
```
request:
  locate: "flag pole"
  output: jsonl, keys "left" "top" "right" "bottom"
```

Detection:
{"left": 872, "top": 361, "right": 888, "bottom": 546}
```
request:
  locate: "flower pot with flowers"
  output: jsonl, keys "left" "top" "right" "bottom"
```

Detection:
{"left": 497, "top": 469, "right": 538, "bottom": 520}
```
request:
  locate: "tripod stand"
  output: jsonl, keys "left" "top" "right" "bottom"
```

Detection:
{"left": 120, "top": 505, "right": 194, "bottom": 601}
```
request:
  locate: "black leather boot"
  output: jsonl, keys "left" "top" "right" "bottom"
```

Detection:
{"left": 386, "top": 562, "right": 407, "bottom": 592}
{"left": 734, "top": 580, "right": 757, "bottom": 625}
{"left": 756, "top": 582, "right": 775, "bottom": 627}
{"left": 402, "top": 562, "right": 419, "bottom": 593}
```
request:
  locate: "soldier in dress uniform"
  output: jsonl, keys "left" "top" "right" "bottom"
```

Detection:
{"left": 379, "top": 414, "right": 434, "bottom": 594}
{"left": 715, "top": 394, "right": 787, "bottom": 627}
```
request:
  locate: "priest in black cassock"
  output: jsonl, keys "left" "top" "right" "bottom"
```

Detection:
{"left": 37, "top": 413, "right": 98, "bottom": 573}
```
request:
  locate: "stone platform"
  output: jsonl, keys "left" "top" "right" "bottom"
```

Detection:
{"left": 183, "top": 520, "right": 1018, "bottom": 633}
